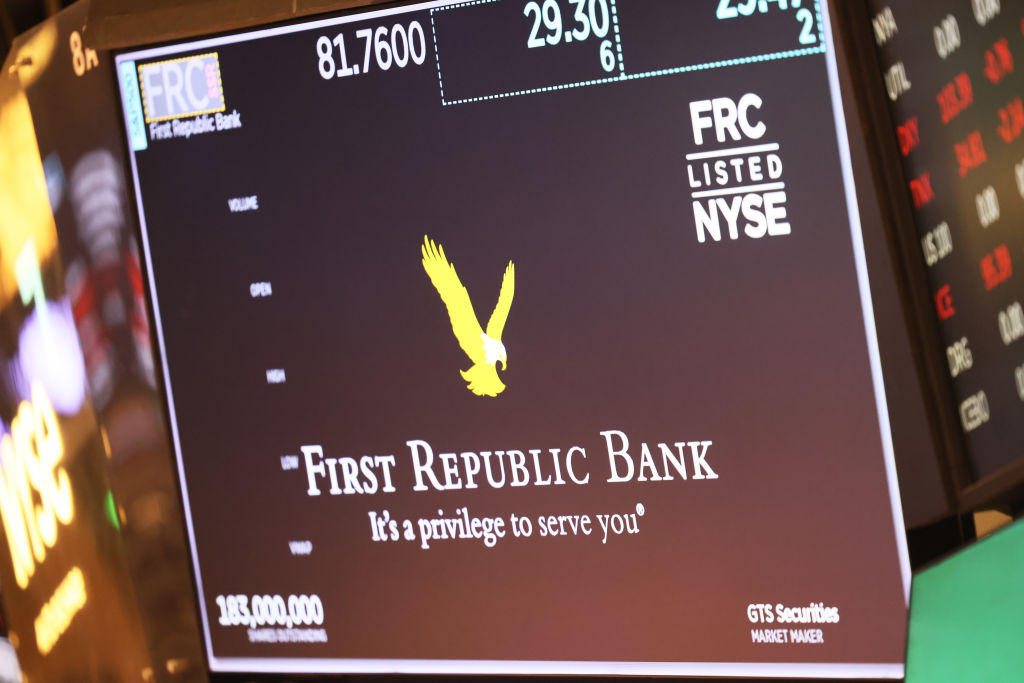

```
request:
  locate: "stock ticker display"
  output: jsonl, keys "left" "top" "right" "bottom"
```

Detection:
{"left": 115, "top": 0, "right": 910, "bottom": 677}
{"left": 869, "top": 0, "right": 1024, "bottom": 479}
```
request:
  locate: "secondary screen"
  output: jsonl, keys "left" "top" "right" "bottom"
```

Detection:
{"left": 867, "top": 0, "right": 1024, "bottom": 482}
{"left": 116, "top": 0, "right": 909, "bottom": 676}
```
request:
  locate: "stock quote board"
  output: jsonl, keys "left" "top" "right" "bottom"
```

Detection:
{"left": 115, "top": 0, "right": 909, "bottom": 677}
{"left": 868, "top": 0, "right": 1024, "bottom": 481}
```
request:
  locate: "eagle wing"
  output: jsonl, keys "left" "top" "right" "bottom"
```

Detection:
{"left": 485, "top": 261, "right": 515, "bottom": 341}
{"left": 421, "top": 236, "right": 486, "bottom": 366}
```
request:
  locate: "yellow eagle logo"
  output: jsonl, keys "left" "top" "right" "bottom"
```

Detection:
{"left": 421, "top": 236, "right": 515, "bottom": 397}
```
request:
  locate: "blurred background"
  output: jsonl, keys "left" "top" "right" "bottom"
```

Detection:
{"left": 1, "top": 0, "right": 75, "bottom": 61}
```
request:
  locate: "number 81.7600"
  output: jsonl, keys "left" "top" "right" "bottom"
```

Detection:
{"left": 317, "top": 21, "right": 428, "bottom": 80}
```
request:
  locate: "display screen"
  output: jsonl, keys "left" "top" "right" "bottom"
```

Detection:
{"left": 115, "top": 0, "right": 909, "bottom": 676}
{"left": 866, "top": 0, "right": 1024, "bottom": 480}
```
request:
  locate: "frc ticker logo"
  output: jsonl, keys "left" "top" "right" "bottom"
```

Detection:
{"left": 138, "top": 53, "right": 225, "bottom": 123}
{"left": 421, "top": 236, "right": 515, "bottom": 397}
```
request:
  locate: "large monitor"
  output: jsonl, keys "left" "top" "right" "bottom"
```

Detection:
{"left": 114, "top": 0, "right": 910, "bottom": 676}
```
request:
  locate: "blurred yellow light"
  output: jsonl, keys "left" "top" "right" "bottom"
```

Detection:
{"left": 33, "top": 565, "right": 86, "bottom": 655}
{"left": 0, "top": 78, "right": 58, "bottom": 307}
{"left": 0, "top": 381, "right": 73, "bottom": 589}
{"left": 8, "top": 22, "right": 56, "bottom": 89}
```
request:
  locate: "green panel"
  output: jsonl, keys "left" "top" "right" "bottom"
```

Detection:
{"left": 906, "top": 519, "right": 1024, "bottom": 682}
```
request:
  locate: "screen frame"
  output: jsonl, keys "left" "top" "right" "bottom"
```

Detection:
{"left": 112, "top": 0, "right": 912, "bottom": 676}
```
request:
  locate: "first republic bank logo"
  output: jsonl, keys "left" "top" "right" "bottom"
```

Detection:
{"left": 422, "top": 236, "right": 515, "bottom": 398}
{"left": 134, "top": 53, "right": 242, "bottom": 140}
